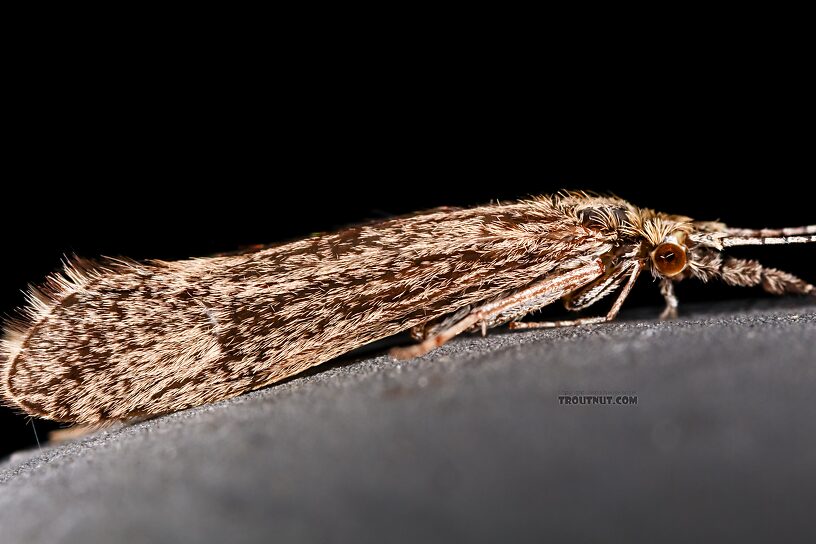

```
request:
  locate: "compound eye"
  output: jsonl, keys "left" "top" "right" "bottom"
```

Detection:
{"left": 652, "top": 242, "right": 687, "bottom": 277}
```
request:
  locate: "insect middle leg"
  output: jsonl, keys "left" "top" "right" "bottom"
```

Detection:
{"left": 508, "top": 260, "right": 643, "bottom": 330}
{"left": 390, "top": 259, "right": 605, "bottom": 359}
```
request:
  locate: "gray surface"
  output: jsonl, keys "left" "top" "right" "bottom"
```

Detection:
{"left": 1, "top": 298, "right": 815, "bottom": 543}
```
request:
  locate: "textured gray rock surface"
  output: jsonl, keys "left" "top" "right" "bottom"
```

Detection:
{"left": 1, "top": 299, "right": 815, "bottom": 543}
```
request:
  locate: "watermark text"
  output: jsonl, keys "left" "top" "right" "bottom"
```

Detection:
{"left": 558, "top": 392, "right": 638, "bottom": 406}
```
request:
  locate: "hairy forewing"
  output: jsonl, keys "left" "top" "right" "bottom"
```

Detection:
{"left": 1, "top": 199, "right": 612, "bottom": 424}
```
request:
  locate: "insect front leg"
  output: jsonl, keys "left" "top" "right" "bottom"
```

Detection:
{"left": 508, "top": 260, "right": 643, "bottom": 330}
{"left": 659, "top": 278, "right": 679, "bottom": 320}
{"left": 390, "top": 260, "right": 605, "bottom": 360}
{"left": 718, "top": 258, "right": 814, "bottom": 295}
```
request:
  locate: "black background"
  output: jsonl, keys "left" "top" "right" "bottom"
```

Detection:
{"left": 2, "top": 52, "right": 814, "bottom": 457}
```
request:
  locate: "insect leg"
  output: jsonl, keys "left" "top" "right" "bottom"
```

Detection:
{"left": 719, "top": 258, "right": 814, "bottom": 295}
{"left": 410, "top": 305, "right": 472, "bottom": 341}
{"left": 48, "top": 421, "right": 116, "bottom": 442}
{"left": 507, "top": 316, "right": 609, "bottom": 329}
{"left": 563, "top": 261, "right": 631, "bottom": 311}
{"left": 390, "top": 259, "right": 605, "bottom": 359}
{"left": 659, "top": 278, "right": 679, "bottom": 319}
{"left": 509, "top": 260, "right": 643, "bottom": 330}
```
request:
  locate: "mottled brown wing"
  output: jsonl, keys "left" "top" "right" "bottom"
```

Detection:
{"left": 1, "top": 199, "right": 612, "bottom": 424}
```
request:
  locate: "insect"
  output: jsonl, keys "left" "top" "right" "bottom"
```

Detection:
{"left": 1, "top": 193, "right": 814, "bottom": 427}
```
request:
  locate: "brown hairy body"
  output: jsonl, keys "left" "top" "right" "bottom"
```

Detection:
{"left": 2, "top": 193, "right": 814, "bottom": 426}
